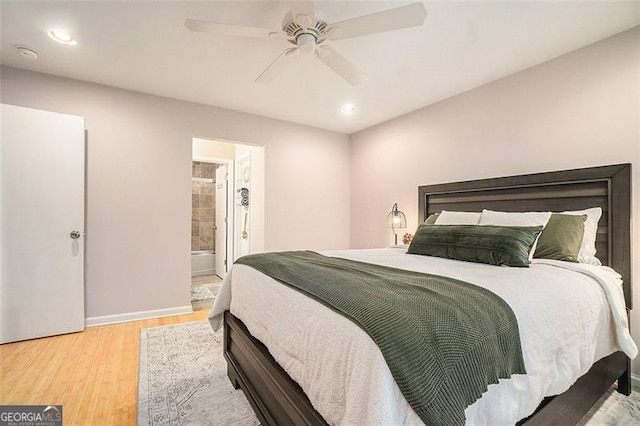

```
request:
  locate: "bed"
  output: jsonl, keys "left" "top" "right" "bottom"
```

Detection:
{"left": 210, "top": 163, "right": 633, "bottom": 425}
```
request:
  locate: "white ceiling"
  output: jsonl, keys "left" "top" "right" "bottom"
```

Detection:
{"left": 1, "top": 1, "right": 639, "bottom": 134}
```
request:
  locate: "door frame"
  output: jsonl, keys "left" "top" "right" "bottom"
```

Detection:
{"left": 234, "top": 153, "right": 251, "bottom": 260}
{"left": 193, "top": 156, "right": 234, "bottom": 277}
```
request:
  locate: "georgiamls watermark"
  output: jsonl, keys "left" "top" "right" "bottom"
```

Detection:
{"left": 0, "top": 405, "right": 62, "bottom": 426}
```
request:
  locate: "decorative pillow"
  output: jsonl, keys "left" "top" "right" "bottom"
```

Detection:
{"left": 479, "top": 210, "right": 552, "bottom": 259}
{"left": 560, "top": 207, "right": 602, "bottom": 265}
{"left": 434, "top": 210, "right": 481, "bottom": 225}
{"left": 533, "top": 214, "right": 587, "bottom": 262}
{"left": 407, "top": 224, "right": 543, "bottom": 267}
{"left": 424, "top": 213, "right": 440, "bottom": 225}
{"left": 479, "top": 209, "right": 552, "bottom": 228}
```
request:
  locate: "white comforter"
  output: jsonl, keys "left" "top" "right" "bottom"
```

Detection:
{"left": 210, "top": 248, "right": 637, "bottom": 425}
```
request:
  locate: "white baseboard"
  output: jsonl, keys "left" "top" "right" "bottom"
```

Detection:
{"left": 85, "top": 305, "right": 193, "bottom": 327}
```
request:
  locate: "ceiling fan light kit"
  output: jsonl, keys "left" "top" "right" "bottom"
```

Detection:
{"left": 185, "top": 1, "right": 427, "bottom": 86}
{"left": 295, "top": 33, "right": 316, "bottom": 51}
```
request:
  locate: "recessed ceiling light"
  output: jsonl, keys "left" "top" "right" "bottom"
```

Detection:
{"left": 341, "top": 104, "right": 355, "bottom": 114}
{"left": 47, "top": 29, "right": 77, "bottom": 46}
{"left": 15, "top": 45, "right": 39, "bottom": 59}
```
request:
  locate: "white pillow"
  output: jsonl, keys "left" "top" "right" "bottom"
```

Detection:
{"left": 479, "top": 209, "right": 552, "bottom": 228}
{"left": 434, "top": 210, "right": 481, "bottom": 225}
{"left": 561, "top": 207, "right": 602, "bottom": 265}
{"left": 479, "top": 210, "right": 551, "bottom": 260}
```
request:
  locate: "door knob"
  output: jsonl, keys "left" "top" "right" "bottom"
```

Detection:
{"left": 70, "top": 231, "right": 81, "bottom": 239}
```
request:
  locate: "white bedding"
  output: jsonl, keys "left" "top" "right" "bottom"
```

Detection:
{"left": 210, "top": 248, "right": 637, "bottom": 425}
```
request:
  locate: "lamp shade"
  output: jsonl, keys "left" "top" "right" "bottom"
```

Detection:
{"left": 386, "top": 203, "right": 407, "bottom": 229}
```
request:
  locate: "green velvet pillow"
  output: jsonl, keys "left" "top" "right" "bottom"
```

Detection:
{"left": 533, "top": 213, "right": 586, "bottom": 262}
{"left": 407, "top": 224, "right": 543, "bottom": 267}
{"left": 424, "top": 213, "right": 440, "bottom": 225}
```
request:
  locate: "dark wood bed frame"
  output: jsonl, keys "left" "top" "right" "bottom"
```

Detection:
{"left": 223, "top": 163, "right": 632, "bottom": 426}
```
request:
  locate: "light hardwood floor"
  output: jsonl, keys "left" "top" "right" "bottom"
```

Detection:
{"left": 0, "top": 310, "right": 209, "bottom": 425}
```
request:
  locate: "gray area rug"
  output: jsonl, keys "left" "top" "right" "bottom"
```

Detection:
{"left": 190, "top": 286, "right": 215, "bottom": 302}
{"left": 579, "top": 384, "right": 640, "bottom": 425}
{"left": 138, "top": 320, "right": 640, "bottom": 425}
{"left": 137, "top": 321, "right": 259, "bottom": 426}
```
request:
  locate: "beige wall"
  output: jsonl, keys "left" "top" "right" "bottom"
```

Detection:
{"left": 350, "top": 27, "right": 640, "bottom": 372}
{"left": 0, "top": 66, "right": 350, "bottom": 320}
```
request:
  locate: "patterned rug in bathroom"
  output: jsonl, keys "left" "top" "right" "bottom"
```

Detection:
{"left": 191, "top": 286, "right": 215, "bottom": 302}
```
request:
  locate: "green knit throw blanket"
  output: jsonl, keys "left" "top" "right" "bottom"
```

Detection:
{"left": 235, "top": 251, "right": 526, "bottom": 425}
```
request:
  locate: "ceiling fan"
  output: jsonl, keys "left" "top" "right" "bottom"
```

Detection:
{"left": 185, "top": 1, "right": 427, "bottom": 86}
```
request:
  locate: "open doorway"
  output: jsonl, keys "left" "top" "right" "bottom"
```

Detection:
{"left": 190, "top": 137, "right": 265, "bottom": 311}
{"left": 191, "top": 159, "right": 230, "bottom": 276}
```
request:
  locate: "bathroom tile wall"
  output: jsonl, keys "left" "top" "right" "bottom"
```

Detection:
{"left": 192, "top": 161, "right": 217, "bottom": 251}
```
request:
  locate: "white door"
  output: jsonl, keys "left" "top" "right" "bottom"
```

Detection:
{"left": 214, "top": 164, "right": 228, "bottom": 279}
{"left": 1, "top": 104, "right": 85, "bottom": 343}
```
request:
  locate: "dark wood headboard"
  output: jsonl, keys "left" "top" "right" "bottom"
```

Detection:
{"left": 418, "top": 164, "right": 632, "bottom": 308}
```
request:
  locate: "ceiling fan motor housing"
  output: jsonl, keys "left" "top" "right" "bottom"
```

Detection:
{"left": 282, "top": 11, "right": 328, "bottom": 50}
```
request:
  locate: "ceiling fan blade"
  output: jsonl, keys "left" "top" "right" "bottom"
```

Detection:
{"left": 256, "top": 48, "right": 298, "bottom": 83}
{"left": 325, "top": 2, "right": 427, "bottom": 40}
{"left": 314, "top": 45, "right": 367, "bottom": 86}
{"left": 185, "top": 19, "right": 280, "bottom": 39}
{"left": 289, "top": 0, "right": 316, "bottom": 28}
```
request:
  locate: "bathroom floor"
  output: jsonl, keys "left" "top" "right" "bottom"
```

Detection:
{"left": 191, "top": 274, "right": 223, "bottom": 312}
